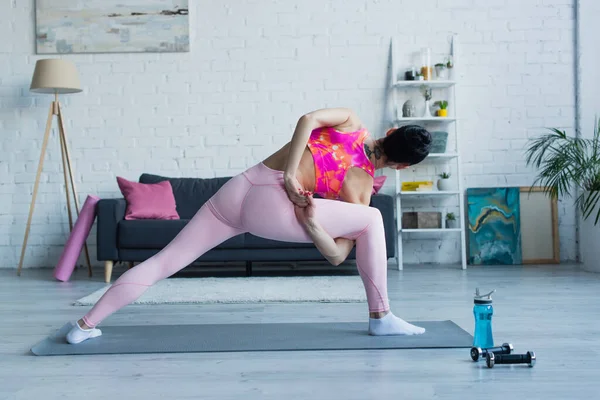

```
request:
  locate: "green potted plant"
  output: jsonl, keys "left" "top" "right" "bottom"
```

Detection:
{"left": 445, "top": 212, "right": 457, "bottom": 229}
{"left": 435, "top": 63, "right": 448, "bottom": 80}
{"left": 436, "top": 100, "right": 448, "bottom": 117}
{"left": 525, "top": 121, "right": 600, "bottom": 224}
{"left": 437, "top": 172, "right": 452, "bottom": 191}
{"left": 525, "top": 120, "right": 600, "bottom": 272}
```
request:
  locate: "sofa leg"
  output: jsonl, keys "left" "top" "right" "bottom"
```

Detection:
{"left": 104, "top": 261, "right": 114, "bottom": 283}
{"left": 245, "top": 261, "right": 252, "bottom": 277}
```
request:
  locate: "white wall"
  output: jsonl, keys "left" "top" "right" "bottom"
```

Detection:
{"left": 0, "top": 0, "right": 577, "bottom": 269}
{"left": 577, "top": 0, "right": 600, "bottom": 273}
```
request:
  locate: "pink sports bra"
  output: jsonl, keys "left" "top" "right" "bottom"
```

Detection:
{"left": 306, "top": 126, "right": 375, "bottom": 200}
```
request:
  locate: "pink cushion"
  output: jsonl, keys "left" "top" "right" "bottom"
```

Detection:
{"left": 372, "top": 175, "right": 387, "bottom": 194}
{"left": 117, "top": 176, "right": 180, "bottom": 220}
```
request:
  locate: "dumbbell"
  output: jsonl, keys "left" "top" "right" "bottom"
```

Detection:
{"left": 486, "top": 351, "right": 536, "bottom": 368}
{"left": 470, "top": 343, "right": 513, "bottom": 362}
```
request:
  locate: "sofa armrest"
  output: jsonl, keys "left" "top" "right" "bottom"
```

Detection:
{"left": 369, "top": 194, "right": 396, "bottom": 258}
{"left": 96, "top": 198, "right": 126, "bottom": 261}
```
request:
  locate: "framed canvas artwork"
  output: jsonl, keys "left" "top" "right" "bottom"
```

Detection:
{"left": 35, "top": 0, "right": 189, "bottom": 54}
{"left": 467, "top": 187, "right": 522, "bottom": 265}
{"left": 519, "top": 187, "right": 559, "bottom": 264}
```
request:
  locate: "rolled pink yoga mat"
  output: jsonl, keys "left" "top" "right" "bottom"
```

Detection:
{"left": 53, "top": 195, "right": 100, "bottom": 282}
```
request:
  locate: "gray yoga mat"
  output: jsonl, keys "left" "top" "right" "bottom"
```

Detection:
{"left": 31, "top": 320, "right": 473, "bottom": 356}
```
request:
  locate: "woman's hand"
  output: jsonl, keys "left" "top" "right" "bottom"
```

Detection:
{"left": 294, "top": 193, "right": 316, "bottom": 225}
{"left": 284, "top": 174, "right": 309, "bottom": 207}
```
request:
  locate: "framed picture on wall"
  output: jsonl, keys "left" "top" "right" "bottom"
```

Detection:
{"left": 35, "top": 0, "right": 190, "bottom": 54}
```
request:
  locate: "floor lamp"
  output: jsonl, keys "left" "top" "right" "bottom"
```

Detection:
{"left": 17, "top": 59, "right": 92, "bottom": 277}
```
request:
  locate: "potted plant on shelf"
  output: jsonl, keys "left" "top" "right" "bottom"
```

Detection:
{"left": 525, "top": 119, "right": 600, "bottom": 272}
{"left": 436, "top": 100, "right": 449, "bottom": 117}
{"left": 437, "top": 172, "right": 452, "bottom": 191}
{"left": 435, "top": 63, "right": 448, "bottom": 80}
{"left": 445, "top": 212, "right": 457, "bottom": 229}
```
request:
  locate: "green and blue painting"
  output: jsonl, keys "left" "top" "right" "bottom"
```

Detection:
{"left": 467, "top": 187, "right": 522, "bottom": 265}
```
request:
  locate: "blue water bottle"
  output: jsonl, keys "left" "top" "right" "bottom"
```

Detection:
{"left": 473, "top": 288, "right": 495, "bottom": 349}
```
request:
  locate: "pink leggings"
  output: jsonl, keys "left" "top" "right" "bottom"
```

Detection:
{"left": 82, "top": 163, "right": 390, "bottom": 327}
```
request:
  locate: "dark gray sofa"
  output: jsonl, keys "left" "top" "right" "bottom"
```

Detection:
{"left": 97, "top": 173, "right": 396, "bottom": 282}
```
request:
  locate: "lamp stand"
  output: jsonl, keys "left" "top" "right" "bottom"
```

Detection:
{"left": 17, "top": 94, "right": 92, "bottom": 277}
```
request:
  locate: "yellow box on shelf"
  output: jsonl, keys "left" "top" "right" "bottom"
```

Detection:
{"left": 401, "top": 181, "right": 434, "bottom": 191}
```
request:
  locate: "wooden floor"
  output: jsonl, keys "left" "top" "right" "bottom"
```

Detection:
{"left": 1, "top": 263, "right": 599, "bottom": 400}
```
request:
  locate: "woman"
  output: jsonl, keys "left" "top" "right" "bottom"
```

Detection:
{"left": 66, "top": 107, "right": 432, "bottom": 344}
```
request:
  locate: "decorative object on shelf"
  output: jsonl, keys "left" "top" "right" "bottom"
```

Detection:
{"left": 445, "top": 212, "right": 458, "bottom": 229}
{"left": 402, "top": 100, "right": 416, "bottom": 117}
{"left": 17, "top": 59, "right": 92, "bottom": 278}
{"left": 436, "top": 100, "right": 449, "bottom": 117}
{"left": 402, "top": 212, "right": 442, "bottom": 229}
{"left": 421, "top": 85, "right": 433, "bottom": 117}
{"left": 416, "top": 185, "right": 434, "bottom": 192}
{"left": 430, "top": 131, "right": 449, "bottom": 153}
{"left": 435, "top": 63, "right": 448, "bottom": 80}
{"left": 404, "top": 67, "right": 417, "bottom": 81}
{"left": 420, "top": 47, "right": 432, "bottom": 80}
{"left": 35, "top": 1, "right": 190, "bottom": 54}
{"left": 437, "top": 172, "right": 452, "bottom": 191}
{"left": 402, "top": 181, "right": 434, "bottom": 191}
{"left": 467, "top": 187, "right": 522, "bottom": 265}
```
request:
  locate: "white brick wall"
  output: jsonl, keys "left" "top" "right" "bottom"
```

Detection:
{"left": 0, "top": 0, "right": 577, "bottom": 269}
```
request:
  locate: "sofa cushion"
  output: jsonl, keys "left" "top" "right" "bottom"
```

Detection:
{"left": 118, "top": 220, "right": 245, "bottom": 249}
{"left": 372, "top": 175, "right": 387, "bottom": 194}
{"left": 139, "top": 173, "right": 232, "bottom": 219}
{"left": 116, "top": 176, "right": 180, "bottom": 220}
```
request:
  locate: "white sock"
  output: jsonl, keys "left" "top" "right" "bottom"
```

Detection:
{"left": 368, "top": 312, "right": 426, "bottom": 336}
{"left": 66, "top": 321, "right": 102, "bottom": 344}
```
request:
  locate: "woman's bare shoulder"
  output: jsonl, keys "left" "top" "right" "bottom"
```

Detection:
{"left": 333, "top": 112, "right": 363, "bottom": 133}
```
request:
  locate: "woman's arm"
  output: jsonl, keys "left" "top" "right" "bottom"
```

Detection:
{"left": 303, "top": 220, "right": 355, "bottom": 266}
{"left": 297, "top": 183, "right": 373, "bottom": 266}
{"left": 284, "top": 107, "right": 358, "bottom": 179}
{"left": 310, "top": 181, "right": 373, "bottom": 265}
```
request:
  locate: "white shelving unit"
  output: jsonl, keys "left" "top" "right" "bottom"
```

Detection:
{"left": 389, "top": 35, "right": 467, "bottom": 270}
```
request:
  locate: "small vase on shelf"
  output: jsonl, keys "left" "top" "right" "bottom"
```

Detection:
{"left": 420, "top": 86, "right": 433, "bottom": 118}
{"left": 423, "top": 100, "right": 432, "bottom": 118}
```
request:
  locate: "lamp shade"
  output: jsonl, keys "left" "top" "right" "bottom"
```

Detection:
{"left": 30, "top": 59, "right": 82, "bottom": 94}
